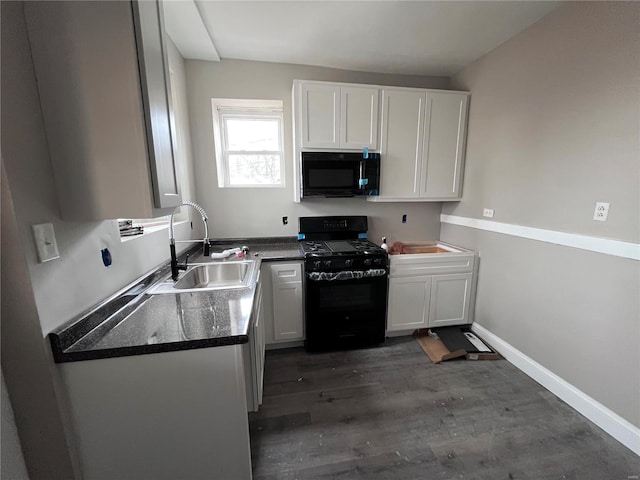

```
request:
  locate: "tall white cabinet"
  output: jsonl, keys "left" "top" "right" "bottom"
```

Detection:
{"left": 24, "top": 0, "right": 182, "bottom": 220}
{"left": 377, "top": 88, "right": 426, "bottom": 198}
{"left": 371, "top": 88, "right": 469, "bottom": 202}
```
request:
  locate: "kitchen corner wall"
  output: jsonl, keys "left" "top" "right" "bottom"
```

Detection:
{"left": 441, "top": 2, "right": 640, "bottom": 428}
{"left": 1, "top": 2, "right": 196, "bottom": 335}
{"left": 184, "top": 59, "right": 449, "bottom": 244}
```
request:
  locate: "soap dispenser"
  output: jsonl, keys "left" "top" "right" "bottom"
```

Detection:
{"left": 381, "top": 236, "right": 388, "bottom": 252}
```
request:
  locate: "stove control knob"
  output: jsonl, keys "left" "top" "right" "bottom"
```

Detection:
{"left": 345, "top": 259, "right": 353, "bottom": 267}
{"left": 364, "top": 258, "right": 372, "bottom": 266}
{"left": 373, "top": 258, "right": 382, "bottom": 265}
{"left": 313, "top": 261, "right": 321, "bottom": 270}
{"left": 323, "top": 260, "right": 332, "bottom": 268}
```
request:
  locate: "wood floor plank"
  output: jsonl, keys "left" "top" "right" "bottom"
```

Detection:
{"left": 250, "top": 337, "right": 639, "bottom": 479}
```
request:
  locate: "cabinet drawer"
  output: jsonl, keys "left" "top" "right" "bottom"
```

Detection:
{"left": 270, "top": 262, "right": 302, "bottom": 284}
{"left": 390, "top": 253, "right": 474, "bottom": 277}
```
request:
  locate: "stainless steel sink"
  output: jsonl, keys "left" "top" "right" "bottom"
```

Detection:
{"left": 150, "top": 260, "right": 255, "bottom": 294}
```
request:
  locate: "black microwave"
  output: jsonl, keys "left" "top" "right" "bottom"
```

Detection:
{"left": 301, "top": 152, "right": 380, "bottom": 198}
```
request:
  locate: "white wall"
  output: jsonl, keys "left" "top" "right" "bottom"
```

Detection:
{"left": 442, "top": 2, "right": 640, "bottom": 427}
{"left": 185, "top": 59, "right": 450, "bottom": 244}
{"left": 1, "top": 2, "right": 197, "bottom": 335}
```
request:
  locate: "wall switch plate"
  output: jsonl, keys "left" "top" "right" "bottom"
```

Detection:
{"left": 32, "top": 223, "right": 60, "bottom": 263}
{"left": 483, "top": 208, "right": 495, "bottom": 218}
{"left": 593, "top": 202, "right": 610, "bottom": 221}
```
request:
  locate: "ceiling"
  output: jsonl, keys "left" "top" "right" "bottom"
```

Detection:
{"left": 165, "top": 1, "right": 561, "bottom": 77}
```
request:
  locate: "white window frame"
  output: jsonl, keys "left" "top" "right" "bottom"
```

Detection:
{"left": 211, "top": 99, "right": 285, "bottom": 188}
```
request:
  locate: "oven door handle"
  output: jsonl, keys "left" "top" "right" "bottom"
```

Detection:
{"left": 306, "top": 269, "right": 388, "bottom": 282}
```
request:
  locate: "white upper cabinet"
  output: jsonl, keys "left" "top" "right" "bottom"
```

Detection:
{"left": 378, "top": 88, "right": 426, "bottom": 198}
{"left": 370, "top": 88, "right": 469, "bottom": 202}
{"left": 25, "top": 0, "right": 181, "bottom": 220}
{"left": 340, "top": 86, "right": 379, "bottom": 149}
{"left": 420, "top": 92, "right": 469, "bottom": 199}
{"left": 298, "top": 81, "right": 379, "bottom": 150}
{"left": 300, "top": 83, "right": 340, "bottom": 148}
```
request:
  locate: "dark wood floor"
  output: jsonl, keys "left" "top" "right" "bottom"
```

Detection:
{"left": 249, "top": 337, "right": 639, "bottom": 480}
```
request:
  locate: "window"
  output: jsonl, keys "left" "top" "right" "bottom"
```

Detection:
{"left": 212, "top": 99, "right": 285, "bottom": 188}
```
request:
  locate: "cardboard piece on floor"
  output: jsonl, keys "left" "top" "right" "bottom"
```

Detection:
{"left": 413, "top": 328, "right": 500, "bottom": 363}
{"left": 413, "top": 329, "right": 466, "bottom": 363}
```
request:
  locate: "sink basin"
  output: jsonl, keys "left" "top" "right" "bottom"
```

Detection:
{"left": 175, "top": 262, "right": 250, "bottom": 289}
{"left": 150, "top": 260, "right": 255, "bottom": 294}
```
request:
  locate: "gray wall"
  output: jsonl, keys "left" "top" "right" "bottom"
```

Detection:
{"left": 442, "top": 2, "right": 640, "bottom": 426}
{"left": 1, "top": 371, "right": 30, "bottom": 480}
{"left": 1, "top": 5, "right": 200, "bottom": 475}
{"left": 1, "top": 3, "right": 197, "bottom": 335}
{"left": 185, "top": 59, "right": 449, "bottom": 244}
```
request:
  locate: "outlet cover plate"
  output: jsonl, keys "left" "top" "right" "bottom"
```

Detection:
{"left": 593, "top": 202, "right": 610, "bottom": 222}
{"left": 483, "top": 208, "right": 495, "bottom": 218}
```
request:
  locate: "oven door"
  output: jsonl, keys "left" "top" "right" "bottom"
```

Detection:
{"left": 304, "top": 269, "right": 388, "bottom": 351}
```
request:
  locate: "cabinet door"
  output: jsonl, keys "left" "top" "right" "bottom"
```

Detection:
{"left": 132, "top": 0, "right": 182, "bottom": 209}
{"left": 420, "top": 92, "right": 468, "bottom": 199}
{"left": 340, "top": 86, "right": 379, "bottom": 149}
{"left": 270, "top": 263, "right": 304, "bottom": 341}
{"left": 301, "top": 83, "right": 340, "bottom": 148}
{"left": 254, "top": 289, "right": 265, "bottom": 405}
{"left": 272, "top": 282, "right": 304, "bottom": 341}
{"left": 379, "top": 88, "right": 426, "bottom": 198}
{"left": 25, "top": 0, "right": 181, "bottom": 219}
{"left": 428, "top": 273, "right": 472, "bottom": 327}
{"left": 387, "top": 276, "right": 431, "bottom": 331}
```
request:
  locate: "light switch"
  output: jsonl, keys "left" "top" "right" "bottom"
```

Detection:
{"left": 32, "top": 223, "right": 60, "bottom": 263}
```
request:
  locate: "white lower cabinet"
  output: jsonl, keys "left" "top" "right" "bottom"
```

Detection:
{"left": 428, "top": 273, "right": 473, "bottom": 328}
{"left": 387, "top": 276, "right": 431, "bottom": 331}
{"left": 262, "top": 261, "right": 304, "bottom": 346}
{"left": 387, "top": 248, "right": 476, "bottom": 332}
{"left": 244, "top": 276, "right": 265, "bottom": 412}
{"left": 59, "top": 346, "right": 252, "bottom": 480}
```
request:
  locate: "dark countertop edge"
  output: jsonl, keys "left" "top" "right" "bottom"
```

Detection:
{"left": 209, "top": 236, "right": 298, "bottom": 246}
{"left": 50, "top": 334, "right": 249, "bottom": 363}
{"left": 258, "top": 253, "right": 304, "bottom": 262}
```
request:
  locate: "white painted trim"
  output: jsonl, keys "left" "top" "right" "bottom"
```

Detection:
{"left": 440, "top": 214, "right": 640, "bottom": 261}
{"left": 471, "top": 323, "right": 640, "bottom": 456}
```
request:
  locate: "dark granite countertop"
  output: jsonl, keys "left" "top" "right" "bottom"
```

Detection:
{"left": 202, "top": 237, "right": 303, "bottom": 262}
{"left": 49, "top": 237, "right": 303, "bottom": 363}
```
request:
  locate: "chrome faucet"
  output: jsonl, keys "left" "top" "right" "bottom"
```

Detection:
{"left": 169, "top": 201, "right": 211, "bottom": 280}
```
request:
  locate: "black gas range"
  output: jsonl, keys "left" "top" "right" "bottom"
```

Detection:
{"left": 299, "top": 216, "right": 388, "bottom": 352}
{"left": 300, "top": 239, "right": 387, "bottom": 271}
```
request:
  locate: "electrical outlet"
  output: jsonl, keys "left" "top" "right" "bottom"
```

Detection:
{"left": 402, "top": 214, "right": 407, "bottom": 223}
{"left": 32, "top": 223, "right": 60, "bottom": 263}
{"left": 483, "top": 208, "right": 494, "bottom": 218}
{"left": 282, "top": 216, "right": 288, "bottom": 225}
{"left": 593, "top": 202, "right": 610, "bottom": 222}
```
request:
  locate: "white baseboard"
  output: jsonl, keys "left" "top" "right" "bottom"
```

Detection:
{"left": 471, "top": 323, "right": 640, "bottom": 456}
